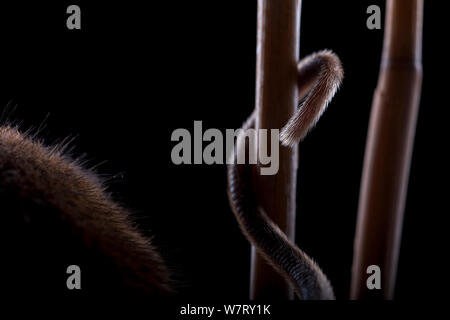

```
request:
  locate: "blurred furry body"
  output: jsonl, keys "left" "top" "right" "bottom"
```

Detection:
{"left": 0, "top": 126, "right": 171, "bottom": 297}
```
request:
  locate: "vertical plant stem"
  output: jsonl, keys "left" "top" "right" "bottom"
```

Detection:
{"left": 351, "top": 0, "right": 423, "bottom": 299}
{"left": 251, "top": 0, "right": 301, "bottom": 299}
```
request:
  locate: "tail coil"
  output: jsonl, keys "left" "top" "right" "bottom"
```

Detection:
{"left": 227, "top": 50, "right": 343, "bottom": 300}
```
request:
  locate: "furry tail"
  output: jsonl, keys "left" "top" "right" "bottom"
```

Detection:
{"left": 280, "top": 50, "right": 344, "bottom": 147}
{"left": 227, "top": 51, "right": 343, "bottom": 300}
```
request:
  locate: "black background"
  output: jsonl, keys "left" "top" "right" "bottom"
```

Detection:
{"left": 0, "top": 0, "right": 448, "bottom": 305}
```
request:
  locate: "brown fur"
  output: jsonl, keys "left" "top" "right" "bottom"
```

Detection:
{"left": 280, "top": 50, "right": 343, "bottom": 146}
{"left": 227, "top": 51, "right": 343, "bottom": 300}
{"left": 0, "top": 126, "right": 171, "bottom": 297}
{"left": 0, "top": 50, "right": 342, "bottom": 299}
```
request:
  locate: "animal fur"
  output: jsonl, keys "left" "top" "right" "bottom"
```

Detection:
{"left": 281, "top": 50, "right": 344, "bottom": 147}
{"left": 228, "top": 50, "right": 343, "bottom": 300}
{"left": 0, "top": 126, "right": 171, "bottom": 297}
{"left": 0, "top": 50, "right": 342, "bottom": 300}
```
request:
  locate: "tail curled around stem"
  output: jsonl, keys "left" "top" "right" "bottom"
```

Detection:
{"left": 227, "top": 50, "right": 343, "bottom": 300}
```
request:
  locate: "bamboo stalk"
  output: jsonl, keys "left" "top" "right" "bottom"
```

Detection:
{"left": 351, "top": 0, "right": 423, "bottom": 299}
{"left": 251, "top": 0, "right": 301, "bottom": 299}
